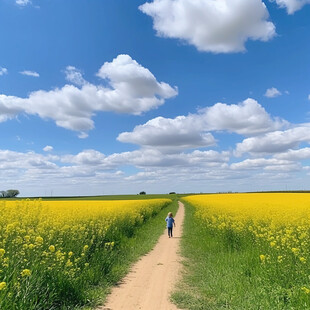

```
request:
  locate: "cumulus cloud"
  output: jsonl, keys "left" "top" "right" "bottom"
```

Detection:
{"left": 20, "top": 70, "right": 40, "bottom": 77}
{"left": 118, "top": 98, "right": 286, "bottom": 151}
{"left": 104, "top": 149, "right": 229, "bottom": 168}
{"left": 0, "top": 95, "right": 24, "bottom": 122}
{"left": 0, "top": 146, "right": 306, "bottom": 196}
{"left": 64, "top": 66, "right": 87, "bottom": 86}
{"left": 96, "top": 54, "right": 177, "bottom": 111}
{"left": 271, "top": 0, "right": 310, "bottom": 14}
{"left": 274, "top": 148, "right": 310, "bottom": 160}
{"left": 0, "top": 55, "right": 177, "bottom": 137}
{"left": 0, "top": 67, "right": 8, "bottom": 76}
{"left": 235, "top": 125, "right": 310, "bottom": 156}
{"left": 264, "top": 87, "right": 282, "bottom": 98}
{"left": 139, "top": 0, "right": 276, "bottom": 53}
{"left": 118, "top": 115, "right": 216, "bottom": 152}
{"left": 230, "top": 158, "right": 299, "bottom": 172}
{"left": 43, "top": 145, "right": 53, "bottom": 152}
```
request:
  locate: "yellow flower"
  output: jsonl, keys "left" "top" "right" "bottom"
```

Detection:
{"left": 270, "top": 241, "right": 276, "bottom": 247}
{"left": 65, "top": 259, "right": 73, "bottom": 268}
{"left": 28, "top": 244, "right": 35, "bottom": 250}
{"left": 300, "top": 257, "right": 306, "bottom": 263}
{"left": 302, "top": 287, "right": 310, "bottom": 294}
{"left": 0, "top": 282, "right": 6, "bottom": 290}
{"left": 35, "top": 236, "right": 43, "bottom": 245}
{"left": 259, "top": 254, "right": 266, "bottom": 263}
{"left": 0, "top": 249, "right": 5, "bottom": 258}
{"left": 68, "top": 251, "right": 73, "bottom": 258}
{"left": 21, "top": 269, "right": 31, "bottom": 277}
{"left": 292, "top": 248, "right": 299, "bottom": 255}
{"left": 48, "top": 245, "right": 55, "bottom": 252}
{"left": 83, "top": 245, "right": 89, "bottom": 252}
{"left": 277, "top": 256, "right": 283, "bottom": 263}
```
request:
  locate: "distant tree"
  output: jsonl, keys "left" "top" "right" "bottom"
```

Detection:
{"left": 139, "top": 191, "right": 146, "bottom": 195}
{"left": 5, "top": 189, "right": 20, "bottom": 198}
{"left": 169, "top": 192, "right": 176, "bottom": 194}
{"left": 0, "top": 191, "right": 6, "bottom": 198}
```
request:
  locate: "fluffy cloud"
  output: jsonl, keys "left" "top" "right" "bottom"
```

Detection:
{"left": 0, "top": 55, "right": 177, "bottom": 137}
{"left": 139, "top": 0, "right": 276, "bottom": 53}
{"left": 118, "top": 115, "right": 216, "bottom": 152}
{"left": 271, "top": 0, "right": 310, "bottom": 14}
{"left": 235, "top": 125, "right": 310, "bottom": 155}
{"left": 118, "top": 98, "right": 285, "bottom": 151}
{"left": 230, "top": 158, "right": 299, "bottom": 172}
{"left": 0, "top": 95, "right": 24, "bottom": 122}
{"left": 264, "top": 87, "right": 282, "bottom": 98}
{"left": 0, "top": 67, "right": 8, "bottom": 76}
{"left": 20, "top": 70, "right": 40, "bottom": 77}
{"left": 43, "top": 145, "right": 53, "bottom": 152}
{"left": 105, "top": 149, "right": 229, "bottom": 168}
{"left": 274, "top": 148, "right": 310, "bottom": 160}
{"left": 1, "top": 146, "right": 307, "bottom": 196}
{"left": 64, "top": 66, "right": 87, "bottom": 86}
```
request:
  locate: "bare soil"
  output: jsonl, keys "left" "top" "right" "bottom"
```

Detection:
{"left": 98, "top": 201, "right": 185, "bottom": 310}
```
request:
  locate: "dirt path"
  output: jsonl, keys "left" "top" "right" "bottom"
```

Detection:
{"left": 99, "top": 201, "right": 184, "bottom": 310}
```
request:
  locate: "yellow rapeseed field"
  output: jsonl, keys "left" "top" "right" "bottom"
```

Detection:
{"left": 184, "top": 193, "right": 310, "bottom": 299}
{"left": 0, "top": 198, "right": 171, "bottom": 308}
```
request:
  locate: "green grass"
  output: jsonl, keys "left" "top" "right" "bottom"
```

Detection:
{"left": 171, "top": 201, "right": 310, "bottom": 310}
{"left": 78, "top": 198, "right": 179, "bottom": 310}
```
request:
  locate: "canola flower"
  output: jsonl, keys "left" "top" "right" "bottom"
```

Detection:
{"left": 0, "top": 198, "right": 171, "bottom": 309}
{"left": 184, "top": 193, "right": 310, "bottom": 301}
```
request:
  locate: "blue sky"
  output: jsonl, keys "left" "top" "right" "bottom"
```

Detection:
{"left": 0, "top": 0, "right": 310, "bottom": 196}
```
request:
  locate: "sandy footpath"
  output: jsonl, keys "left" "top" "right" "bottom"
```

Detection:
{"left": 99, "top": 201, "right": 184, "bottom": 310}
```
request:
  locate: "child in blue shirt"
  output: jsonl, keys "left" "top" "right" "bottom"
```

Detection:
{"left": 165, "top": 212, "right": 176, "bottom": 238}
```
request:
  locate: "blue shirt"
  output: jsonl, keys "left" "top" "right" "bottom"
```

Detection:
{"left": 165, "top": 217, "right": 175, "bottom": 228}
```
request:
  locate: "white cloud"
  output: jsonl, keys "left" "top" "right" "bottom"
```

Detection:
{"left": 104, "top": 149, "right": 229, "bottom": 168}
{"left": 308, "top": 94, "right": 310, "bottom": 100}
{"left": 20, "top": 70, "right": 40, "bottom": 77}
{"left": 0, "top": 54, "right": 177, "bottom": 137}
{"left": 0, "top": 94, "right": 24, "bottom": 122}
{"left": 235, "top": 125, "right": 310, "bottom": 156}
{"left": 230, "top": 158, "right": 299, "bottom": 172}
{"left": 43, "top": 145, "right": 53, "bottom": 152}
{"left": 271, "top": 0, "right": 310, "bottom": 14}
{"left": 96, "top": 54, "right": 178, "bottom": 110}
{"left": 16, "top": 0, "right": 31, "bottom": 6}
{"left": 118, "top": 115, "right": 216, "bottom": 152}
{"left": 118, "top": 98, "right": 286, "bottom": 151}
{"left": 0, "top": 67, "right": 8, "bottom": 76}
{"left": 1, "top": 146, "right": 307, "bottom": 196}
{"left": 199, "top": 98, "right": 285, "bottom": 135}
{"left": 64, "top": 66, "right": 87, "bottom": 86}
{"left": 274, "top": 148, "right": 310, "bottom": 160}
{"left": 264, "top": 87, "right": 282, "bottom": 98}
{"left": 139, "top": 0, "right": 276, "bottom": 53}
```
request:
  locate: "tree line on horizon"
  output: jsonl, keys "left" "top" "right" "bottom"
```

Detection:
{"left": 0, "top": 189, "right": 20, "bottom": 198}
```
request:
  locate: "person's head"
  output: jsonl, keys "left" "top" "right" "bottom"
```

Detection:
{"left": 168, "top": 212, "right": 173, "bottom": 218}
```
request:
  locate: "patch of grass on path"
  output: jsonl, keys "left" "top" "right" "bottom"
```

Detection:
{"left": 171, "top": 202, "right": 285, "bottom": 310}
{"left": 79, "top": 199, "right": 179, "bottom": 310}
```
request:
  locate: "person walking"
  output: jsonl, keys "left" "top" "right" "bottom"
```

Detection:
{"left": 165, "top": 212, "right": 176, "bottom": 238}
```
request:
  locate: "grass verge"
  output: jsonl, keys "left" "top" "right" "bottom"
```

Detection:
{"left": 80, "top": 198, "right": 179, "bottom": 310}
